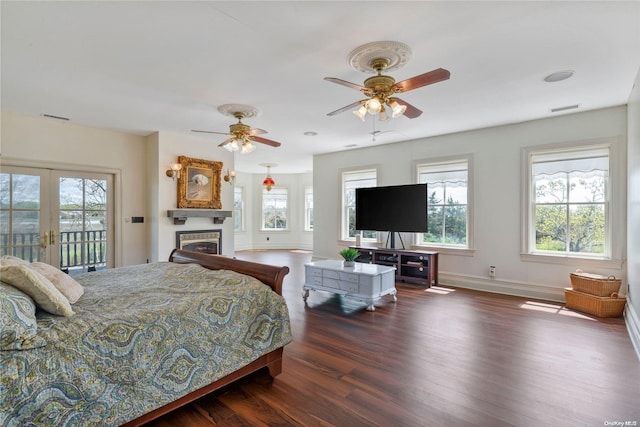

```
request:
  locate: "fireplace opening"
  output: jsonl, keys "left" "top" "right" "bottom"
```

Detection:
{"left": 176, "top": 229, "right": 222, "bottom": 255}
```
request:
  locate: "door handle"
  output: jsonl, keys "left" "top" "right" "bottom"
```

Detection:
{"left": 50, "top": 231, "right": 57, "bottom": 245}
{"left": 41, "top": 231, "right": 49, "bottom": 248}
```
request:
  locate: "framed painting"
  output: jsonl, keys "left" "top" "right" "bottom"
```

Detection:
{"left": 176, "top": 155, "right": 222, "bottom": 209}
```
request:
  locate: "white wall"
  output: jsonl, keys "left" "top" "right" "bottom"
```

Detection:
{"left": 626, "top": 67, "right": 640, "bottom": 358}
{"left": 1, "top": 112, "right": 313, "bottom": 263}
{"left": 1, "top": 112, "right": 149, "bottom": 266}
{"left": 146, "top": 131, "right": 235, "bottom": 261}
{"left": 314, "top": 106, "right": 627, "bottom": 302}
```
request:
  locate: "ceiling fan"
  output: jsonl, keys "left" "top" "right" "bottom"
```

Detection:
{"left": 191, "top": 104, "right": 281, "bottom": 153}
{"left": 324, "top": 41, "right": 450, "bottom": 121}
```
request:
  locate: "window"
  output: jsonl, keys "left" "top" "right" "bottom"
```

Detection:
{"left": 304, "top": 186, "right": 313, "bottom": 231}
{"left": 528, "top": 146, "right": 609, "bottom": 257}
{"left": 262, "top": 188, "right": 288, "bottom": 230}
{"left": 233, "top": 186, "right": 244, "bottom": 231}
{"left": 417, "top": 159, "right": 470, "bottom": 248}
{"left": 342, "top": 169, "right": 376, "bottom": 240}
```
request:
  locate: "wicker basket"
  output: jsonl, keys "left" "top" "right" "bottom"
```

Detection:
{"left": 569, "top": 270, "right": 621, "bottom": 296}
{"left": 564, "top": 288, "right": 626, "bottom": 318}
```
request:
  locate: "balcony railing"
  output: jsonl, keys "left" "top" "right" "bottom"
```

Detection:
{"left": 0, "top": 230, "right": 106, "bottom": 270}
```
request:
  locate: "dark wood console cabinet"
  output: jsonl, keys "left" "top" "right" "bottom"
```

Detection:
{"left": 350, "top": 246, "right": 438, "bottom": 286}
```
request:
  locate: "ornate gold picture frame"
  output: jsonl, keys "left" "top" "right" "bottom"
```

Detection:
{"left": 176, "top": 155, "right": 222, "bottom": 209}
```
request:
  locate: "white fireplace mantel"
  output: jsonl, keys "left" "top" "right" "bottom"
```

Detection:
{"left": 167, "top": 209, "right": 232, "bottom": 225}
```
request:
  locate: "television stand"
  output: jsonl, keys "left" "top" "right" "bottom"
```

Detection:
{"left": 350, "top": 246, "right": 438, "bottom": 286}
{"left": 385, "top": 232, "right": 405, "bottom": 249}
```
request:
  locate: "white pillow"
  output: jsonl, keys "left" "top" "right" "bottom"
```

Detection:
{"left": 0, "top": 255, "right": 30, "bottom": 267}
{"left": 29, "top": 262, "right": 85, "bottom": 304}
{"left": 0, "top": 265, "right": 74, "bottom": 317}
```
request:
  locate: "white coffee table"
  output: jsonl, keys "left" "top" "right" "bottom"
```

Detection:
{"left": 303, "top": 259, "right": 397, "bottom": 311}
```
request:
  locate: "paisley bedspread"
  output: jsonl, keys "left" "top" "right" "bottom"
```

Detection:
{"left": 0, "top": 262, "right": 292, "bottom": 426}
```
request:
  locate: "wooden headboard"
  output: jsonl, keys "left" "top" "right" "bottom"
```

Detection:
{"left": 168, "top": 249, "right": 289, "bottom": 295}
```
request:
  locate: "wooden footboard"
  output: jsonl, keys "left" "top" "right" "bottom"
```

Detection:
{"left": 122, "top": 348, "right": 284, "bottom": 427}
{"left": 122, "top": 250, "right": 290, "bottom": 427}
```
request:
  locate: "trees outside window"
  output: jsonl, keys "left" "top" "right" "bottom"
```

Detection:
{"left": 530, "top": 147, "right": 608, "bottom": 256}
{"left": 262, "top": 188, "right": 288, "bottom": 230}
{"left": 417, "top": 159, "right": 469, "bottom": 247}
{"left": 342, "top": 169, "right": 376, "bottom": 240}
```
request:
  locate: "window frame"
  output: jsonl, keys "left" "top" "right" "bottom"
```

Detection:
{"left": 304, "top": 185, "right": 313, "bottom": 232}
{"left": 233, "top": 186, "right": 244, "bottom": 231}
{"left": 414, "top": 155, "right": 474, "bottom": 254}
{"left": 261, "top": 186, "right": 289, "bottom": 231}
{"left": 521, "top": 137, "right": 623, "bottom": 268}
{"left": 341, "top": 168, "right": 377, "bottom": 242}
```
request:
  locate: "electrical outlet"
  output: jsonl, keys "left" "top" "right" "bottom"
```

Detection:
{"left": 489, "top": 265, "right": 496, "bottom": 278}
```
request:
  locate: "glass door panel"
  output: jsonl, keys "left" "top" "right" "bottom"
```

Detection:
{"left": 55, "top": 173, "right": 112, "bottom": 274}
{"left": 0, "top": 168, "right": 49, "bottom": 262}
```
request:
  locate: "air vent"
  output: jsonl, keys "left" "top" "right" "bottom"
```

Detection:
{"left": 344, "top": 144, "right": 358, "bottom": 148}
{"left": 551, "top": 105, "right": 579, "bottom": 113}
{"left": 42, "top": 114, "right": 70, "bottom": 121}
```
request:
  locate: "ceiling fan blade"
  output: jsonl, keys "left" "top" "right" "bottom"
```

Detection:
{"left": 392, "top": 68, "right": 451, "bottom": 93}
{"left": 327, "top": 100, "right": 365, "bottom": 116}
{"left": 251, "top": 135, "right": 281, "bottom": 147}
{"left": 191, "top": 129, "right": 230, "bottom": 136}
{"left": 324, "top": 77, "right": 367, "bottom": 92}
{"left": 390, "top": 97, "right": 423, "bottom": 119}
{"left": 217, "top": 137, "right": 235, "bottom": 147}
{"left": 249, "top": 128, "right": 268, "bottom": 135}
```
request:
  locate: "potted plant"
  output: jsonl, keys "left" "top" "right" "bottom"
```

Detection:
{"left": 339, "top": 247, "right": 360, "bottom": 267}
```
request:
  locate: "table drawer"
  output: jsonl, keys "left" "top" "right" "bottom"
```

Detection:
{"left": 323, "top": 269, "right": 340, "bottom": 280}
{"left": 339, "top": 281, "right": 359, "bottom": 292}
{"left": 307, "top": 267, "right": 323, "bottom": 277}
{"left": 339, "top": 272, "right": 359, "bottom": 283}
{"left": 306, "top": 275, "right": 324, "bottom": 286}
{"left": 322, "top": 278, "right": 341, "bottom": 290}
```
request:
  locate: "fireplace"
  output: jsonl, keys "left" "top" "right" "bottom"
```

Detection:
{"left": 176, "top": 229, "right": 222, "bottom": 255}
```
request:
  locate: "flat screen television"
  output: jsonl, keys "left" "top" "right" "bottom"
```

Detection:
{"left": 355, "top": 184, "right": 428, "bottom": 233}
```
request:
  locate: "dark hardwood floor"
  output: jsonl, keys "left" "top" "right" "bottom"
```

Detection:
{"left": 146, "top": 250, "right": 640, "bottom": 427}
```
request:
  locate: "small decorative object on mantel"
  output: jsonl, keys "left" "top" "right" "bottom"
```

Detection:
{"left": 339, "top": 247, "right": 360, "bottom": 267}
{"left": 176, "top": 155, "right": 222, "bottom": 209}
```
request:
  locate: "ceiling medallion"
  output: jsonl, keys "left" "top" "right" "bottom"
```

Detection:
{"left": 217, "top": 104, "right": 262, "bottom": 119}
{"left": 348, "top": 41, "right": 412, "bottom": 74}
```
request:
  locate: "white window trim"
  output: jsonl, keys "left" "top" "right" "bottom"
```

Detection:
{"left": 340, "top": 166, "right": 378, "bottom": 242}
{"left": 304, "top": 185, "right": 313, "bottom": 232}
{"left": 412, "top": 154, "right": 474, "bottom": 252}
{"left": 520, "top": 136, "right": 625, "bottom": 268}
{"left": 233, "top": 185, "right": 245, "bottom": 232}
{"left": 261, "top": 186, "right": 289, "bottom": 231}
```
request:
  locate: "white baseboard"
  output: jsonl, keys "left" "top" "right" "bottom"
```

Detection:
{"left": 439, "top": 272, "right": 565, "bottom": 302}
{"left": 624, "top": 299, "right": 640, "bottom": 362}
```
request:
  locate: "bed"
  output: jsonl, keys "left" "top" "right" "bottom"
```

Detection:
{"left": 0, "top": 249, "right": 292, "bottom": 426}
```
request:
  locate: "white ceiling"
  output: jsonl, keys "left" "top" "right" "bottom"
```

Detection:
{"left": 2, "top": 1, "right": 639, "bottom": 174}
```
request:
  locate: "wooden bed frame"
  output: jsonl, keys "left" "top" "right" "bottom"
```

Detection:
{"left": 121, "top": 249, "right": 290, "bottom": 427}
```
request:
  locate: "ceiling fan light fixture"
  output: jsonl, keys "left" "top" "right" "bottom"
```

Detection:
{"left": 365, "top": 97, "right": 382, "bottom": 115}
{"left": 353, "top": 105, "right": 367, "bottom": 121}
{"left": 241, "top": 141, "right": 256, "bottom": 154}
{"left": 388, "top": 99, "right": 407, "bottom": 118}
{"left": 378, "top": 109, "right": 389, "bottom": 121}
{"left": 224, "top": 140, "right": 240, "bottom": 152}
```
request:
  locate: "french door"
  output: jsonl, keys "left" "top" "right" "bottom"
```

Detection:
{"left": 0, "top": 166, "right": 114, "bottom": 273}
